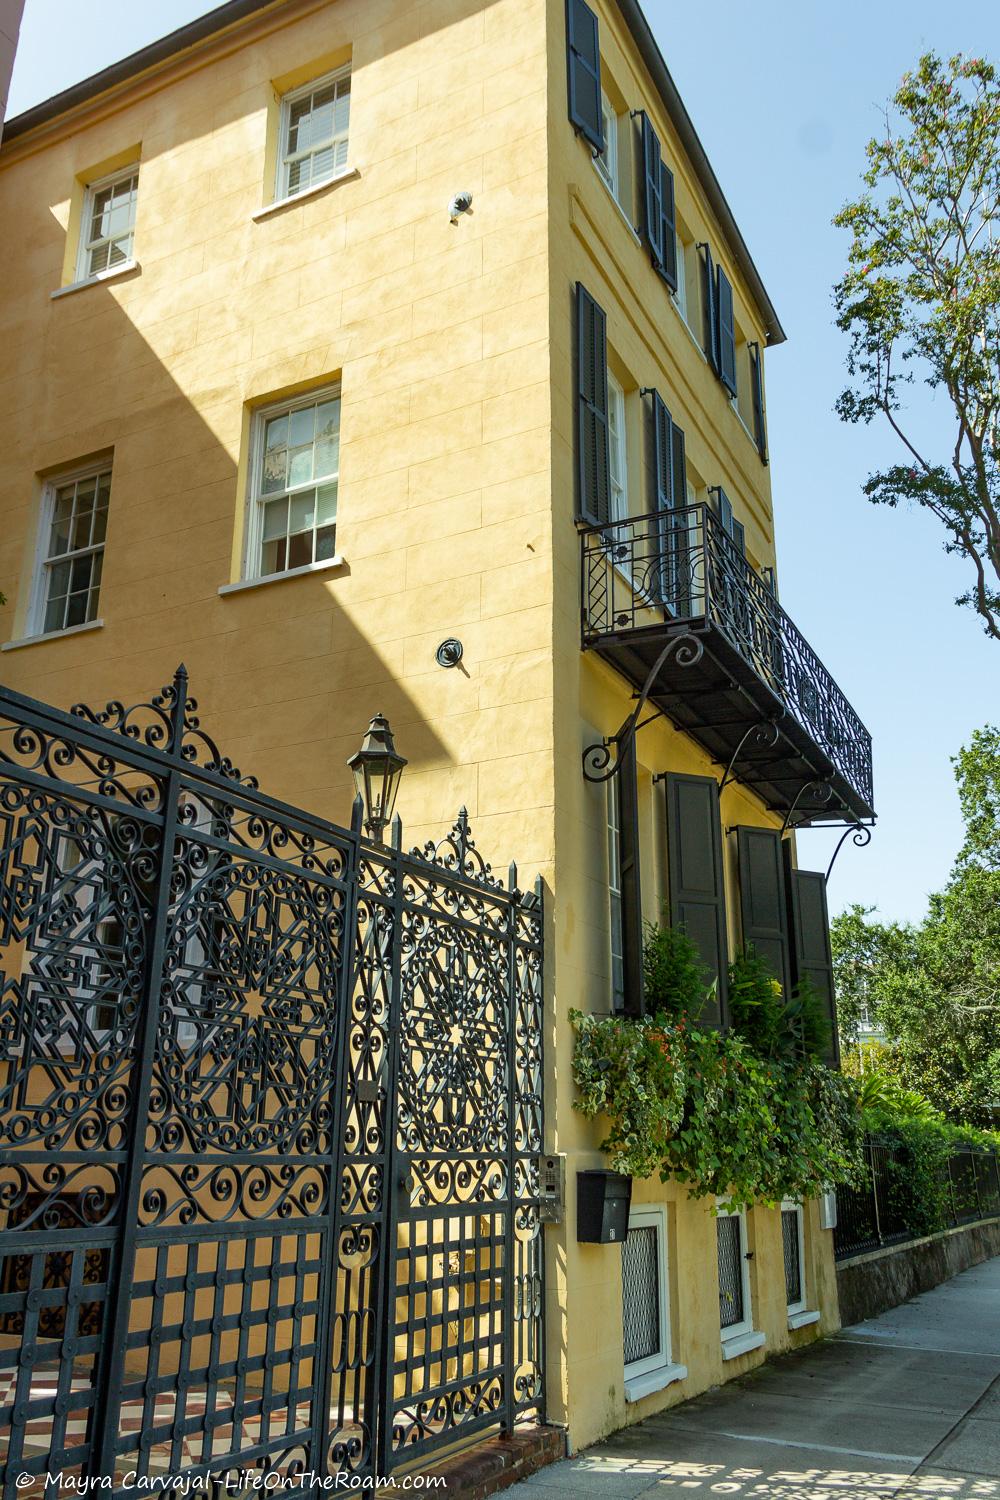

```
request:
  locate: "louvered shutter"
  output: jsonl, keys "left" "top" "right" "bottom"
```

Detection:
{"left": 702, "top": 244, "right": 719, "bottom": 374}
{"left": 787, "top": 859, "right": 839, "bottom": 1066}
{"left": 641, "top": 114, "right": 665, "bottom": 269}
{"left": 576, "top": 283, "right": 611, "bottom": 525}
{"left": 659, "top": 163, "right": 678, "bottom": 293}
{"left": 616, "top": 726, "right": 645, "bottom": 1017}
{"left": 749, "top": 342, "right": 768, "bottom": 463}
{"left": 566, "top": 0, "right": 604, "bottom": 154}
{"left": 651, "top": 393, "right": 674, "bottom": 608}
{"left": 736, "top": 826, "right": 791, "bottom": 998}
{"left": 717, "top": 264, "right": 737, "bottom": 397}
{"left": 665, "top": 774, "right": 728, "bottom": 1027}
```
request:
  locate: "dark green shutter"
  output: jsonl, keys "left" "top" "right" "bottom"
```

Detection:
{"left": 659, "top": 163, "right": 678, "bottom": 293}
{"left": 670, "top": 421, "right": 687, "bottom": 508}
{"left": 615, "top": 726, "right": 645, "bottom": 1017}
{"left": 641, "top": 114, "right": 665, "bottom": 269}
{"left": 714, "top": 487, "right": 745, "bottom": 556}
{"left": 749, "top": 341, "right": 767, "bottom": 463}
{"left": 665, "top": 773, "right": 728, "bottom": 1027}
{"left": 566, "top": 0, "right": 604, "bottom": 154}
{"left": 788, "top": 860, "right": 839, "bottom": 1066}
{"left": 651, "top": 393, "right": 674, "bottom": 608}
{"left": 736, "top": 826, "right": 791, "bottom": 998}
{"left": 702, "top": 244, "right": 719, "bottom": 374}
{"left": 576, "top": 283, "right": 610, "bottom": 525}
{"left": 717, "top": 265, "right": 737, "bottom": 397}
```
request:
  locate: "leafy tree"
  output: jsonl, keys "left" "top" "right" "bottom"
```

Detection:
{"left": 832, "top": 722, "right": 1000, "bottom": 1127}
{"left": 833, "top": 53, "right": 1000, "bottom": 639}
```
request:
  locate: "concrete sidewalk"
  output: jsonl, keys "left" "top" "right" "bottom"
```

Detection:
{"left": 514, "top": 1256, "right": 1000, "bottom": 1497}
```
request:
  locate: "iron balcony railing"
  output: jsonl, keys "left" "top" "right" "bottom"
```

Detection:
{"left": 581, "top": 504, "right": 874, "bottom": 812}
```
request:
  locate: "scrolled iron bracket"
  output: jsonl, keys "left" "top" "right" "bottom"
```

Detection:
{"left": 717, "top": 717, "right": 783, "bottom": 799}
{"left": 825, "top": 822, "right": 873, "bottom": 883}
{"left": 780, "top": 778, "right": 834, "bottom": 836}
{"left": 582, "top": 632, "right": 704, "bottom": 785}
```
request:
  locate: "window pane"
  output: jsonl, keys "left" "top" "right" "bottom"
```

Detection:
{"left": 47, "top": 560, "right": 71, "bottom": 598}
{"left": 261, "top": 498, "right": 288, "bottom": 541}
{"left": 89, "top": 242, "right": 111, "bottom": 276}
{"left": 316, "top": 482, "right": 338, "bottom": 524}
{"left": 108, "top": 239, "right": 129, "bottom": 268}
{"left": 309, "top": 145, "right": 335, "bottom": 184}
{"left": 289, "top": 493, "right": 314, "bottom": 534}
{"left": 48, "top": 509, "right": 72, "bottom": 557}
{"left": 261, "top": 537, "right": 287, "bottom": 575}
{"left": 287, "top": 158, "right": 307, "bottom": 195}
{"left": 65, "top": 592, "right": 88, "bottom": 628}
{"left": 90, "top": 552, "right": 103, "bottom": 587}
{"left": 265, "top": 414, "right": 288, "bottom": 451}
{"left": 316, "top": 525, "right": 336, "bottom": 561}
{"left": 287, "top": 445, "right": 313, "bottom": 488}
{"left": 70, "top": 555, "right": 93, "bottom": 592}
{"left": 92, "top": 504, "right": 108, "bottom": 546}
{"left": 44, "top": 595, "right": 66, "bottom": 634}
{"left": 288, "top": 406, "right": 315, "bottom": 448}
{"left": 261, "top": 448, "right": 287, "bottom": 495}
{"left": 287, "top": 531, "right": 312, "bottom": 570}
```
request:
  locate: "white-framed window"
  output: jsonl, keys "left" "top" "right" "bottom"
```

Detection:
{"left": 77, "top": 166, "right": 139, "bottom": 281}
{"left": 781, "top": 1200, "right": 807, "bottom": 1317}
{"left": 607, "top": 779, "right": 625, "bottom": 1012}
{"left": 278, "top": 67, "right": 351, "bottom": 200}
{"left": 607, "top": 372, "right": 628, "bottom": 523}
{"left": 595, "top": 91, "right": 619, "bottom": 199}
{"left": 622, "top": 1204, "right": 678, "bottom": 1398}
{"left": 245, "top": 389, "right": 341, "bottom": 579}
{"left": 674, "top": 236, "right": 688, "bottom": 322}
{"left": 31, "top": 464, "right": 111, "bottom": 638}
{"left": 716, "top": 1201, "right": 754, "bottom": 1343}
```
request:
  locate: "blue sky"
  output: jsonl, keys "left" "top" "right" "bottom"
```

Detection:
{"left": 8, "top": 0, "right": 999, "bottom": 925}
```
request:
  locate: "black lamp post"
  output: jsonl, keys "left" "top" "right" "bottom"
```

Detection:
{"left": 348, "top": 713, "right": 407, "bottom": 842}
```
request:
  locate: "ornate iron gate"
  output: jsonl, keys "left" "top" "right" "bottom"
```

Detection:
{"left": 0, "top": 672, "right": 544, "bottom": 1497}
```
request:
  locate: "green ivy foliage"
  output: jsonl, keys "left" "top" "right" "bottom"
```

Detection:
{"left": 570, "top": 1007, "right": 865, "bottom": 1212}
{"left": 642, "top": 922, "right": 710, "bottom": 1022}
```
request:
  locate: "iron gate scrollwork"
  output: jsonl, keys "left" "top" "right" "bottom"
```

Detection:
{"left": 0, "top": 672, "right": 544, "bottom": 1497}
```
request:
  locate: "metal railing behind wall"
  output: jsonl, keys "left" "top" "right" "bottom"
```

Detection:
{"left": 835, "top": 1138, "right": 1000, "bottom": 1261}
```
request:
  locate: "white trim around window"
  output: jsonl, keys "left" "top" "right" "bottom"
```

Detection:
{"left": 76, "top": 166, "right": 139, "bottom": 284}
{"left": 277, "top": 66, "right": 351, "bottom": 203}
{"left": 716, "top": 1200, "right": 765, "bottom": 1358}
{"left": 622, "top": 1204, "right": 686, "bottom": 1402}
{"left": 594, "top": 90, "right": 619, "bottom": 201}
{"left": 782, "top": 1199, "right": 821, "bottom": 1328}
{"left": 25, "top": 462, "right": 112, "bottom": 643}
{"left": 243, "top": 387, "right": 341, "bottom": 582}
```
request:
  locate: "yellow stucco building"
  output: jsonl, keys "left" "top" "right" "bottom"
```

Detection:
{"left": 0, "top": 0, "right": 873, "bottom": 1472}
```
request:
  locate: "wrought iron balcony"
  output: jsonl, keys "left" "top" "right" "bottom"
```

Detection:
{"left": 580, "top": 504, "right": 874, "bottom": 824}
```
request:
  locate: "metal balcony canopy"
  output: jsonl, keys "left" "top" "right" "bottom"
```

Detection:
{"left": 580, "top": 505, "right": 875, "bottom": 825}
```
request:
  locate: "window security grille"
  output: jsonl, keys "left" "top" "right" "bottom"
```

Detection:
{"left": 716, "top": 1214, "right": 744, "bottom": 1330}
{"left": 782, "top": 1208, "right": 802, "bottom": 1307}
{"left": 622, "top": 1223, "right": 661, "bottom": 1365}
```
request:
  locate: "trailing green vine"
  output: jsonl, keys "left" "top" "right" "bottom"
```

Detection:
{"left": 571, "top": 928, "right": 865, "bottom": 1209}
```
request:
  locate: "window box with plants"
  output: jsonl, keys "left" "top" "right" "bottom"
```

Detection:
{"left": 571, "top": 925, "right": 865, "bottom": 1212}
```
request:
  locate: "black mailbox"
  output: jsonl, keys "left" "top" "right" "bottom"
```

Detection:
{"left": 576, "top": 1171, "right": 632, "bottom": 1244}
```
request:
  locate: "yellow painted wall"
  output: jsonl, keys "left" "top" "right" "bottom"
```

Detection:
{"left": 0, "top": 0, "right": 840, "bottom": 1459}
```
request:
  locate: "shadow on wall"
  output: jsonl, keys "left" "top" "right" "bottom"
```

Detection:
{"left": 0, "top": 268, "right": 450, "bottom": 832}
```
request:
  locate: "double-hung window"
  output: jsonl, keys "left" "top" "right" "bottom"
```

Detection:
{"left": 247, "top": 390, "right": 341, "bottom": 579}
{"left": 278, "top": 68, "right": 351, "bottom": 199}
{"left": 716, "top": 1201, "right": 762, "bottom": 1356}
{"left": 35, "top": 466, "right": 111, "bottom": 636}
{"left": 78, "top": 167, "right": 138, "bottom": 280}
{"left": 595, "top": 91, "right": 619, "bottom": 199}
{"left": 607, "top": 373, "right": 628, "bottom": 524}
{"left": 621, "top": 1204, "right": 684, "bottom": 1400}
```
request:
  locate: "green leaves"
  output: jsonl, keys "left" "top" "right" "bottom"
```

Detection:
{"left": 569, "top": 1008, "right": 864, "bottom": 1212}
{"left": 833, "top": 51, "right": 1000, "bottom": 639}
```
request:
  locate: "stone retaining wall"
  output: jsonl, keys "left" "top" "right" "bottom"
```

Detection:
{"left": 836, "top": 1217, "right": 1000, "bottom": 1326}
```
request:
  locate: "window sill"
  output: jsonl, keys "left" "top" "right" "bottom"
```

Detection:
{"left": 2, "top": 618, "right": 104, "bottom": 651}
{"left": 721, "top": 1329, "right": 766, "bottom": 1361}
{"left": 624, "top": 1362, "right": 687, "bottom": 1403}
{"left": 218, "top": 557, "right": 346, "bottom": 595}
{"left": 788, "top": 1309, "right": 821, "bottom": 1330}
{"left": 252, "top": 167, "right": 360, "bottom": 221}
{"left": 51, "top": 262, "right": 140, "bottom": 299}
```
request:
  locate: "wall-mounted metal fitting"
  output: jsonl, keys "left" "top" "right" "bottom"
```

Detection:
{"left": 448, "top": 190, "right": 473, "bottom": 221}
{"left": 435, "top": 638, "right": 464, "bottom": 668}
